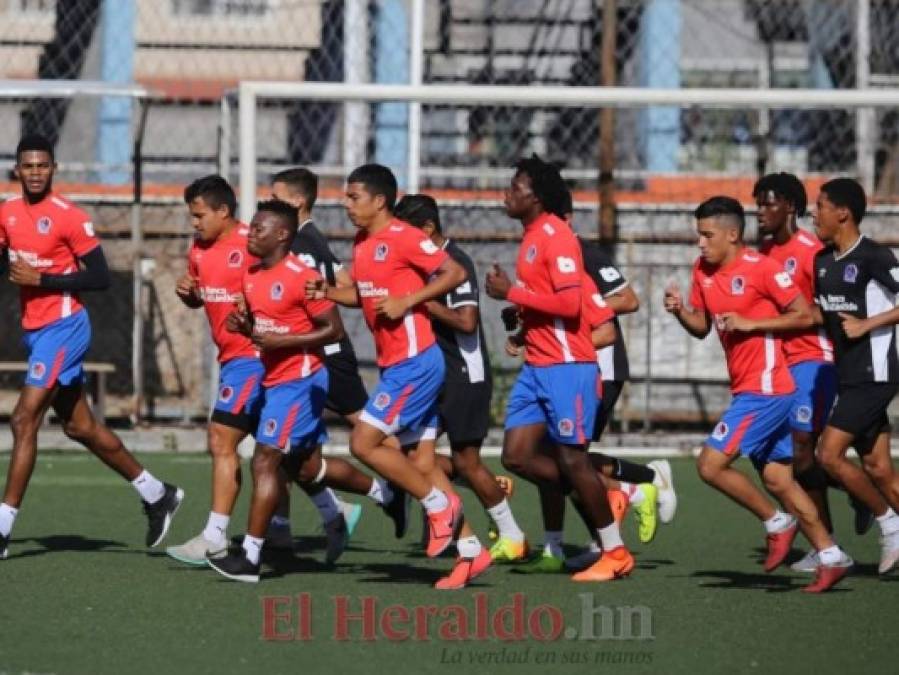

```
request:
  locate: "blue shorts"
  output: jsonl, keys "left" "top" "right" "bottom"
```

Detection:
{"left": 23, "top": 310, "right": 91, "bottom": 389}
{"left": 505, "top": 362, "right": 600, "bottom": 446}
{"left": 213, "top": 358, "right": 265, "bottom": 418}
{"left": 359, "top": 344, "right": 444, "bottom": 446}
{"left": 706, "top": 393, "right": 793, "bottom": 469}
{"left": 255, "top": 367, "right": 329, "bottom": 453}
{"left": 788, "top": 361, "right": 837, "bottom": 433}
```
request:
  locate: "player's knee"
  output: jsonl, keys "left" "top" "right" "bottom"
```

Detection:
{"left": 696, "top": 454, "right": 720, "bottom": 484}
{"left": 450, "top": 450, "right": 478, "bottom": 478}
{"left": 500, "top": 448, "right": 525, "bottom": 476}
{"left": 10, "top": 406, "right": 41, "bottom": 438}
{"left": 250, "top": 448, "right": 280, "bottom": 477}
{"left": 863, "top": 456, "right": 892, "bottom": 484}
{"left": 816, "top": 448, "right": 840, "bottom": 475}
{"left": 61, "top": 418, "right": 95, "bottom": 444}
{"left": 207, "top": 428, "right": 238, "bottom": 460}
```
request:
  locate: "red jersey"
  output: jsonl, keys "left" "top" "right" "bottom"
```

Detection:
{"left": 689, "top": 249, "right": 799, "bottom": 396}
{"left": 0, "top": 193, "right": 100, "bottom": 330}
{"left": 351, "top": 219, "right": 448, "bottom": 368}
{"left": 509, "top": 213, "right": 595, "bottom": 366}
{"left": 242, "top": 254, "right": 333, "bottom": 386}
{"left": 759, "top": 229, "right": 834, "bottom": 366}
{"left": 188, "top": 225, "right": 259, "bottom": 364}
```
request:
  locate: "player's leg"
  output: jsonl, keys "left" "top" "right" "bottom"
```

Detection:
{"left": 855, "top": 430, "right": 899, "bottom": 574}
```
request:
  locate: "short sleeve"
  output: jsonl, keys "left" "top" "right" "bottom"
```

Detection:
{"left": 583, "top": 243, "right": 628, "bottom": 296}
{"left": 869, "top": 245, "right": 899, "bottom": 295}
{"left": 292, "top": 229, "right": 343, "bottom": 285}
{"left": 64, "top": 211, "right": 101, "bottom": 258}
{"left": 584, "top": 276, "right": 615, "bottom": 328}
{"left": 401, "top": 227, "right": 447, "bottom": 277}
{"left": 447, "top": 252, "right": 478, "bottom": 308}
{"left": 688, "top": 263, "right": 706, "bottom": 312}
{"left": 761, "top": 260, "right": 801, "bottom": 310}
{"left": 545, "top": 234, "right": 583, "bottom": 292}
{"left": 187, "top": 241, "right": 199, "bottom": 278}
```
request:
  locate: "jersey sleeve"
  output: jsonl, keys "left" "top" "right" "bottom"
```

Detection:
{"left": 688, "top": 262, "right": 706, "bottom": 311}
{"left": 291, "top": 230, "right": 343, "bottom": 285}
{"left": 64, "top": 210, "right": 101, "bottom": 258}
{"left": 401, "top": 228, "right": 447, "bottom": 276}
{"left": 584, "top": 276, "right": 615, "bottom": 328}
{"left": 761, "top": 259, "right": 801, "bottom": 309}
{"left": 300, "top": 269, "right": 335, "bottom": 317}
{"left": 187, "top": 241, "right": 199, "bottom": 278}
{"left": 544, "top": 234, "right": 583, "bottom": 292}
{"left": 583, "top": 242, "right": 628, "bottom": 296}
{"left": 447, "top": 252, "right": 478, "bottom": 308}
{"left": 869, "top": 245, "right": 899, "bottom": 295}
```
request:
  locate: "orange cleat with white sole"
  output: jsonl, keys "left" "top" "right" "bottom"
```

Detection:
{"left": 425, "top": 492, "right": 462, "bottom": 558}
{"left": 434, "top": 548, "right": 492, "bottom": 590}
{"left": 764, "top": 520, "right": 798, "bottom": 572}
{"left": 571, "top": 546, "right": 635, "bottom": 582}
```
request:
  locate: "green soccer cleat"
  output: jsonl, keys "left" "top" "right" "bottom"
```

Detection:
{"left": 633, "top": 483, "right": 659, "bottom": 544}
{"left": 488, "top": 537, "right": 529, "bottom": 563}
{"left": 342, "top": 502, "right": 363, "bottom": 538}
{"left": 512, "top": 547, "right": 565, "bottom": 574}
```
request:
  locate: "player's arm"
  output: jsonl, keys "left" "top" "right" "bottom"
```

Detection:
{"left": 719, "top": 294, "right": 814, "bottom": 333}
{"left": 604, "top": 285, "right": 639, "bottom": 315}
{"left": 664, "top": 282, "right": 711, "bottom": 338}
{"left": 305, "top": 277, "right": 360, "bottom": 307}
{"left": 175, "top": 273, "right": 203, "bottom": 308}
{"left": 375, "top": 256, "right": 466, "bottom": 320}
{"left": 253, "top": 306, "right": 346, "bottom": 352}
{"left": 425, "top": 301, "right": 478, "bottom": 333}
{"left": 838, "top": 250, "right": 899, "bottom": 338}
{"left": 592, "top": 319, "right": 617, "bottom": 349}
{"left": 9, "top": 245, "right": 110, "bottom": 291}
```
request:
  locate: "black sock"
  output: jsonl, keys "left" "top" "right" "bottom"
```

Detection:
{"left": 611, "top": 459, "right": 656, "bottom": 484}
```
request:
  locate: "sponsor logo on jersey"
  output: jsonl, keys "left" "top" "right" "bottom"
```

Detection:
{"left": 420, "top": 239, "right": 439, "bottom": 255}
{"left": 29, "top": 361, "right": 46, "bottom": 380}
{"left": 599, "top": 266, "right": 622, "bottom": 282}
{"left": 784, "top": 257, "right": 797, "bottom": 275}
{"left": 796, "top": 405, "right": 812, "bottom": 424}
{"left": 557, "top": 256, "right": 577, "bottom": 273}
{"left": 271, "top": 282, "right": 284, "bottom": 300}
{"left": 557, "top": 418, "right": 574, "bottom": 437}
{"left": 818, "top": 267, "right": 827, "bottom": 278}
{"left": 358, "top": 281, "right": 388, "bottom": 298}
{"left": 731, "top": 276, "right": 745, "bottom": 295}
{"left": 819, "top": 295, "right": 859, "bottom": 312}
{"left": 843, "top": 263, "right": 858, "bottom": 283}
{"left": 375, "top": 243, "right": 389, "bottom": 262}
{"left": 542, "top": 223, "right": 555, "bottom": 236}
{"left": 83, "top": 221, "right": 95, "bottom": 238}
{"left": 774, "top": 271, "right": 793, "bottom": 289}
{"left": 702, "top": 278, "right": 713, "bottom": 288}
{"left": 264, "top": 418, "right": 278, "bottom": 436}
{"left": 526, "top": 245, "right": 537, "bottom": 263}
{"left": 373, "top": 393, "right": 391, "bottom": 411}
{"left": 219, "top": 385, "right": 234, "bottom": 402}
{"left": 711, "top": 421, "right": 729, "bottom": 441}
{"left": 227, "top": 250, "right": 243, "bottom": 268}
{"left": 37, "top": 216, "right": 51, "bottom": 234}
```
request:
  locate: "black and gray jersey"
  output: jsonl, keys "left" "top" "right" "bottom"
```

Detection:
{"left": 290, "top": 219, "right": 357, "bottom": 364}
{"left": 432, "top": 240, "right": 491, "bottom": 385}
{"left": 814, "top": 235, "right": 899, "bottom": 385}
{"left": 580, "top": 240, "right": 630, "bottom": 382}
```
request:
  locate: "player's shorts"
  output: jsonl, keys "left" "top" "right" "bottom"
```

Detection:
{"left": 505, "top": 362, "right": 600, "bottom": 447}
{"left": 255, "top": 367, "right": 329, "bottom": 453}
{"left": 705, "top": 392, "right": 793, "bottom": 469}
{"left": 359, "top": 344, "right": 444, "bottom": 447}
{"left": 324, "top": 349, "right": 369, "bottom": 416}
{"left": 788, "top": 360, "right": 837, "bottom": 433}
{"left": 593, "top": 379, "right": 623, "bottom": 441}
{"left": 439, "top": 379, "right": 492, "bottom": 446}
{"left": 211, "top": 357, "right": 265, "bottom": 433}
{"left": 828, "top": 382, "right": 899, "bottom": 454}
{"left": 23, "top": 310, "right": 91, "bottom": 389}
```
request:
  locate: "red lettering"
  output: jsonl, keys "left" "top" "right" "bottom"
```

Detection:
{"left": 334, "top": 596, "right": 377, "bottom": 641}
{"left": 380, "top": 604, "right": 410, "bottom": 641}
{"left": 296, "top": 593, "right": 313, "bottom": 641}
{"left": 261, "top": 596, "right": 293, "bottom": 641}
{"left": 413, "top": 605, "right": 439, "bottom": 641}
{"left": 492, "top": 593, "right": 526, "bottom": 641}
{"left": 528, "top": 605, "right": 564, "bottom": 641}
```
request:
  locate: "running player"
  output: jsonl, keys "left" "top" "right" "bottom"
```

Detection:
{"left": 486, "top": 154, "right": 635, "bottom": 582}
{"left": 0, "top": 134, "right": 182, "bottom": 559}
{"left": 207, "top": 200, "right": 347, "bottom": 582}
{"left": 665, "top": 195, "right": 851, "bottom": 592}
{"left": 309, "top": 164, "right": 487, "bottom": 588}
{"left": 811, "top": 178, "right": 899, "bottom": 575}
{"left": 394, "top": 193, "right": 528, "bottom": 564}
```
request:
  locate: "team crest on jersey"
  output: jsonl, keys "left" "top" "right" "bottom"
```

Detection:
{"left": 796, "top": 405, "right": 812, "bottom": 424}
{"left": 218, "top": 385, "right": 234, "bottom": 402}
{"left": 730, "top": 276, "right": 745, "bottom": 295}
{"left": 557, "top": 418, "right": 574, "bottom": 437}
{"left": 29, "top": 361, "right": 46, "bottom": 380}
{"left": 526, "top": 245, "right": 537, "bottom": 263}
{"left": 373, "top": 393, "right": 391, "bottom": 410}
{"left": 375, "top": 243, "right": 389, "bottom": 262}
{"left": 264, "top": 418, "right": 278, "bottom": 436}
{"left": 227, "top": 250, "right": 243, "bottom": 268}
{"left": 270, "top": 282, "right": 284, "bottom": 300}
{"left": 711, "top": 421, "right": 729, "bottom": 441}
{"left": 784, "top": 257, "right": 797, "bottom": 275}
{"left": 37, "top": 216, "right": 52, "bottom": 234}
{"left": 843, "top": 263, "right": 858, "bottom": 283}
{"left": 774, "top": 272, "right": 793, "bottom": 289}
{"left": 420, "top": 239, "right": 439, "bottom": 255}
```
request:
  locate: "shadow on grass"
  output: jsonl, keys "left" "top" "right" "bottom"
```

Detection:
{"left": 690, "top": 569, "right": 803, "bottom": 592}
{"left": 9, "top": 534, "right": 132, "bottom": 558}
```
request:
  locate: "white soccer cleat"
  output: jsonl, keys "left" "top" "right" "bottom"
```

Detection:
{"left": 166, "top": 532, "right": 227, "bottom": 566}
{"left": 648, "top": 459, "right": 677, "bottom": 523}
{"left": 879, "top": 531, "right": 899, "bottom": 575}
{"left": 789, "top": 548, "right": 819, "bottom": 574}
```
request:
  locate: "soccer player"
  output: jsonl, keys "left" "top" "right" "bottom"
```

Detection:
{"left": 394, "top": 193, "right": 528, "bottom": 564}
{"left": 207, "top": 200, "right": 347, "bottom": 582}
{"left": 270, "top": 168, "right": 409, "bottom": 535}
{"left": 166, "top": 176, "right": 359, "bottom": 565}
{"left": 810, "top": 178, "right": 899, "bottom": 575}
{"left": 309, "top": 164, "right": 487, "bottom": 589}
{"left": 0, "top": 134, "right": 182, "bottom": 559}
{"left": 486, "top": 154, "right": 635, "bottom": 582}
{"left": 754, "top": 172, "right": 871, "bottom": 572}
{"left": 664, "top": 195, "right": 852, "bottom": 592}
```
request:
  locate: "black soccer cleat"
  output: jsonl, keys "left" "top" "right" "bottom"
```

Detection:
{"left": 381, "top": 483, "right": 410, "bottom": 539}
{"left": 0, "top": 531, "right": 8, "bottom": 560}
{"left": 207, "top": 549, "right": 260, "bottom": 583}
{"left": 850, "top": 495, "right": 874, "bottom": 536}
{"left": 143, "top": 483, "right": 184, "bottom": 547}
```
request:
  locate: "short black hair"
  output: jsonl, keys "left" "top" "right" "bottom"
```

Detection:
{"left": 272, "top": 167, "right": 318, "bottom": 209}
{"left": 514, "top": 154, "right": 569, "bottom": 219}
{"left": 820, "top": 177, "right": 866, "bottom": 225}
{"left": 752, "top": 172, "right": 807, "bottom": 217}
{"left": 694, "top": 195, "right": 746, "bottom": 236}
{"left": 256, "top": 198, "right": 299, "bottom": 237}
{"left": 184, "top": 175, "right": 237, "bottom": 217}
{"left": 394, "top": 194, "right": 441, "bottom": 233}
{"left": 16, "top": 134, "right": 54, "bottom": 161}
{"left": 346, "top": 163, "right": 397, "bottom": 211}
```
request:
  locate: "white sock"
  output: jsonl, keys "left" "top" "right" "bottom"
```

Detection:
{"left": 202, "top": 511, "right": 229, "bottom": 545}
{"left": 0, "top": 503, "right": 18, "bottom": 537}
{"left": 486, "top": 499, "right": 525, "bottom": 543}
{"left": 242, "top": 534, "right": 264, "bottom": 565}
{"left": 543, "top": 530, "right": 564, "bottom": 558}
{"left": 620, "top": 482, "right": 645, "bottom": 505}
{"left": 763, "top": 511, "right": 793, "bottom": 534}
{"left": 310, "top": 488, "right": 341, "bottom": 524}
{"left": 131, "top": 470, "right": 165, "bottom": 503}
{"left": 876, "top": 508, "right": 899, "bottom": 536}
{"left": 817, "top": 544, "right": 842, "bottom": 566}
{"left": 367, "top": 478, "right": 392, "bottom": 506}
{"left": 420, "top": 487, "right": 449, "bottom": 514}
{"left": 597, "top": 522, "right": 624, "bottom": 551}
{"left": 456, "top": 535, "right": 482, "bottom": 558}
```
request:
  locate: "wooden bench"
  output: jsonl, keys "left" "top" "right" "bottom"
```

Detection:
{"left": 0, "top": 361, "right": 116, "bottom": 423}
